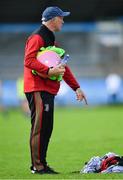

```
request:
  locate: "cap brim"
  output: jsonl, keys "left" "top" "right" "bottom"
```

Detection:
{"left": 62, "top": 12, "right": 70, "bottom": 17}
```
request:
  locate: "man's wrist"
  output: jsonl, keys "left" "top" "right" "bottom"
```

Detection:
{"left": 47, "top": 67, "right": 53, "bottom": 76}
{"left": 75, "top": 87, "right": 80, "bottom": 91}
{"left": 47, "top": 68, "right": 50, "bottom": 75}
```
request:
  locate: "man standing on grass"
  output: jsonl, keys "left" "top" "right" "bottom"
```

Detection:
{"left": 24, "top": 6, "right": 88, "bottom": 175}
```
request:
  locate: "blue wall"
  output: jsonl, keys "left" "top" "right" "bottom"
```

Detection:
{"left": 1, "top": 78, "right": 123, "bottom": 107}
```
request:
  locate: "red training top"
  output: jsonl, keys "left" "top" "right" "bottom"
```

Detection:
{"left": 24, "top": 34, "right": 80, "bottom": 95}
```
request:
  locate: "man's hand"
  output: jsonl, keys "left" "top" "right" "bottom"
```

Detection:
{"left": 48, "top": 65, "right": 65, "bottom": 77}
{"left": 75, "top": 88, "right": 88, "bottom": 105}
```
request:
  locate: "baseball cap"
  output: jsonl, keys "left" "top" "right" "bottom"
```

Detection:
{"left": 42, "top": 6, "right": 70, "bottom": 22}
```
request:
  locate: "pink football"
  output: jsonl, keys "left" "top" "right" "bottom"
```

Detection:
{"left": 37, "top": 50, "right": 61, "bottom": 67}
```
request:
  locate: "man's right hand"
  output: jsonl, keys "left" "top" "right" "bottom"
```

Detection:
{"left": 48, "top": 65, "right": 65, "bottom": 77}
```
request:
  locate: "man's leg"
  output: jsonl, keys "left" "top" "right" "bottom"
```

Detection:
{"left": 25, "top": 92, "right": 44, "bottom": 171}
{"left": 25, "top": 91, "right": 55, "bottom": 171}
{"left": 40, "top": 91, "right": 54, "bottom": 166}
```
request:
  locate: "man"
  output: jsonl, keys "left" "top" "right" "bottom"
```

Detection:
{"left": 24, "top": 6, "right": 87, "bottom": 175}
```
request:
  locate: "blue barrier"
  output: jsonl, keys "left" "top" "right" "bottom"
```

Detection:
{"left": 1, "top": 78, "right": 123, "bottom": 107}
{"left": 0, "top": 23, "right": 97, "bottom": 33}
{"left": 1, "top": 80, "right": 19, "bottom": 106}
{"left": 55, "top": 79, "right": 122, "bottom": 106}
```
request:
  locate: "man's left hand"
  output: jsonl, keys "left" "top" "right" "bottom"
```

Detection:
{"left": 75, "top": 88, "right": 88, "bottom": 105}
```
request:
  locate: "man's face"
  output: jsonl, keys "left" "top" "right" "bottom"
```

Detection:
{"left": 52, "top": 16, "right": 64, "bottom": 31}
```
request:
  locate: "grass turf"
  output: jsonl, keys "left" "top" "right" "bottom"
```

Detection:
{"left": 0, "top": 105, "right": 123, "bottom": 179}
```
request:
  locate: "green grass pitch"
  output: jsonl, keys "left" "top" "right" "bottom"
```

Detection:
{"left": 0, "top": 105, "right": 123, "bottom": 179}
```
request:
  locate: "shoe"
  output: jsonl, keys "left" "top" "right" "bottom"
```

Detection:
{"left": 45, "top": 165, "right": 59, "bottom": 174}
{"left": 30, "top": 165, "right": 59, "bottom": 174}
